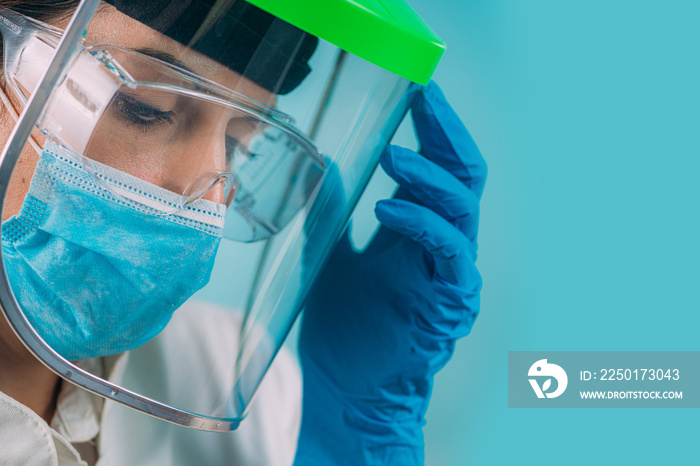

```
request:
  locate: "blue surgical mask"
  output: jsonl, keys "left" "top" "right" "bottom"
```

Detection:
{"left": 1, "top": 141, "right": 224, "bottom": 360}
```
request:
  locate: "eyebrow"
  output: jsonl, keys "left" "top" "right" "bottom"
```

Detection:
{"left": 132, "top": 47, "right": 278, "bottom": 111}
{"left": 135, "top": 48, "right": 194, "bottom": 74}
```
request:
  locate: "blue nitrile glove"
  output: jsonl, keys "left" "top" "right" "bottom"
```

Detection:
{"left": 294, "top": 81, "right": 487, "bottom": 465}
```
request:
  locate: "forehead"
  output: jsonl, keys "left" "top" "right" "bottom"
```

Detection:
{"left": 85, "top": 4, "right": 276, "bottom": 106}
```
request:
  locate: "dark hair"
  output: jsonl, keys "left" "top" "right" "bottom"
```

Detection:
{"left": 0, "top": 1, "right": 317, "bottom": 94}
{"left": 104, "top": 0, "right": 317, "bottom": 95}
{"left": 0, "top": 0, "right": 79, "bottom": 20}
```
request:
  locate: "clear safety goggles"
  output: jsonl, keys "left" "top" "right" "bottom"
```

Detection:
{"left": 0, "top": 10, "right": 324, "bottom": 241}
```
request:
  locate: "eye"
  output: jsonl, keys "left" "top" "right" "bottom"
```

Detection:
{"left": 225, "top": 135, "right": 255, "bottom": 169}
{"left": 225, "top": 135, "right": 239, "bottom": 158}
{"left": 113, "top": 92, "right": 174, "bottom": 132}
{"left": 225, "top": 117, "right": 267, "bottom": 163}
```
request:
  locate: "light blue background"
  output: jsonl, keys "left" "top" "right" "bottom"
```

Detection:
{"left": 356, "top": 1, "right": 699, "bottom": 464}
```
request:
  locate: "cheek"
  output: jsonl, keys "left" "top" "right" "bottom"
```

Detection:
{"left": 2, "top": 149, "right": 39, "bottom": 221}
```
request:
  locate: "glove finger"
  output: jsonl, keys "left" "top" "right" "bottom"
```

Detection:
{"left": 361, "top": 187, "right": 417, "bottom": 257}
{"left": 412, "top": 81, "right": 487, "bottom": 199}
{"left": 380, "top": 144, "right": 480, "bottom": 242}
{"left": 375, "top": 199, "right": 480, "bottom": 288}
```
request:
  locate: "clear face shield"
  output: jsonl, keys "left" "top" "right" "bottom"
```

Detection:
{"left": 0, "top": 0, "right": 442, "bottom": 430}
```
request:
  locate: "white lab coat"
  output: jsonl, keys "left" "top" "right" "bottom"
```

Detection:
{"left": 0, "top": 301, "right": 303, "bottom": 465}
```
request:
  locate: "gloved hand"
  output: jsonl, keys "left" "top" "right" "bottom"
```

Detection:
{"left": 294, "top": 81, "right": 486, "bottom": 465}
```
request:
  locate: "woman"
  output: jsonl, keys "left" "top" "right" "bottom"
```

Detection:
{"left": 0, "top": 1, "right": 486, "bottom": 464}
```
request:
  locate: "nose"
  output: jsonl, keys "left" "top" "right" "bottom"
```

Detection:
{"left": 162, "top": 117, "right": 232, "bottom": 205}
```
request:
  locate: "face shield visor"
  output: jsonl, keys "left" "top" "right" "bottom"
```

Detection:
{"left": 0, "top": 0, "right": 444, "bottom": 430}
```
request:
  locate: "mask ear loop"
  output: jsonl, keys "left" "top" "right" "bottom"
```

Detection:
{"left": 0, "top": 85, "right": 42, "bottom": 156}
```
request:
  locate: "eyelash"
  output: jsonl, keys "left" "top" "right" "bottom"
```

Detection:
{"left": 113, "top": 94, "right": 253, "bottom": 167}
{"left": 114, "top": 94, "right": 174, "bottom": 132}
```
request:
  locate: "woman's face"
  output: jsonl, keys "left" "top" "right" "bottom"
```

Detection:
{"left": 2, "top": 3, "right": 275, "bottom": 219}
